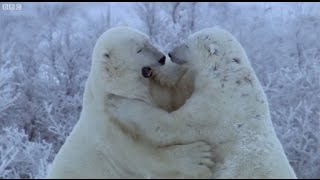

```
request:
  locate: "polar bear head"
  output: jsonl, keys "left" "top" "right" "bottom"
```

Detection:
{"left": 88, "top": 26, "right": 166, "bottom": 102}
{"left": 168, "top": 27, "right": 250, "bottom": 75}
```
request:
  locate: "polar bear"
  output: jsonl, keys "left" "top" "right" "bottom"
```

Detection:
{"left": 46, "top": 26, "right": 215, "bottom": 179}
{"left": 107, "top": 27, "right": 297, "bottom": 179}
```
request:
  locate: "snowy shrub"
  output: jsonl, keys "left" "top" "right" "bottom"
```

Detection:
{"left": 0, "top": 127, "right": 52, "bottom": 179}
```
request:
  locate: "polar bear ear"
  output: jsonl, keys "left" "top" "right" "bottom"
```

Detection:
{"left": 208, "top": 44, "right": 219, "bottom": 55}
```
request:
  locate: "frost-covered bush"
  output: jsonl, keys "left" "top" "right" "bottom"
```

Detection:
{"left": 0, "top": 3, "right": 101, "bottom": 178}
{"left": 0, "top": 62, "right": 19, "bottom": 113}
{"left": 0, "top": 127, "right": 52, "bottom": 179}
{"left": 264, "top": 53, "right": 320, "bottom": 178}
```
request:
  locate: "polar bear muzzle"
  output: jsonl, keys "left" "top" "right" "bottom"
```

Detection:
{"left": 168, "top": 52, "right": 187, "bottom": 65}
{"left": 142, "top": 55, "right": 166, "bottom": 78}
{"left": 142, "top": 66, "right": 153, "bottom": 78}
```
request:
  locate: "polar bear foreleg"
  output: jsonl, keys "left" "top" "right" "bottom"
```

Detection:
{"left": 106, "top": 94, "right": 209, "bottom": 146}
{"left": 105, "top": 95, "right": 215, "bottom": 178}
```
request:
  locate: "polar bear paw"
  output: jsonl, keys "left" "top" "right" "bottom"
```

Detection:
{"left": 165, "top": 141, "right": 214, "bottom": 178}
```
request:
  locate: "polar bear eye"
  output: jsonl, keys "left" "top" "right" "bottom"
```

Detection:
{"left": 104, "top": 53, "right": 110, "bottom": 58}
{"left": 137, "top": 49, "right": 143, "bottom": 53}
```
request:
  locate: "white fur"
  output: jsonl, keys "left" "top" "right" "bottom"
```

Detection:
{"left": 109, "top": 27, "right": 297, "bottom": 179}
{"left": 175, "top": 27, "right": 298, "bottom": 179}
{"left": 46, "top": 26, "right": 214, "bottom": 179}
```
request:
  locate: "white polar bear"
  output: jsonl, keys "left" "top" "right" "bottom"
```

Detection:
{"left": 107, "top": 27, "right": 297, "bottom": 179}
{"left": 46, "top": 26, "right": 215, "bottom": 179}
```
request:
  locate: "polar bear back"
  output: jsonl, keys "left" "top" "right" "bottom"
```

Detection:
{"left": 207, "top": 29, "right": 296, "bottom": 178}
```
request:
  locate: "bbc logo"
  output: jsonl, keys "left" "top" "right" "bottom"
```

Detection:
{"left": 2, "top": 3, "right": 22, "bottom": 11}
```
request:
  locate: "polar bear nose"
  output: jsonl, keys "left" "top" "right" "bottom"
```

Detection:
{"left": 168, "top": 53, "right": 172, "bottom": 58}
{"left": 142, "top": 66, "right": 153, "bottom": 78}
{"left": 158, "top": 56, "right": 166, "bottom": 65}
